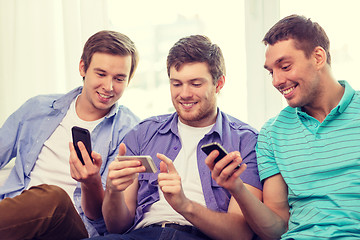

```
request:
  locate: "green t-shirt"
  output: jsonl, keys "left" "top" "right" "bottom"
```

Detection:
{"left": 256, "top": 81, "right": 360, "bottom": 239}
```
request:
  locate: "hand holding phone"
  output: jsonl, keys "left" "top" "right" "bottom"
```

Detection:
{"left": 116, "top": 155, "right": 158, "bottom": 173}
{"left": 201, "top": 142, "right": 240, "bottom": 169}
{"left": 71, "top": 126, "right": 93, "bottom": 165}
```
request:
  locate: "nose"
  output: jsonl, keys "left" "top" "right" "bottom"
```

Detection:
{"left": 272, "top": 70, "right": 285, "bottom": 88}
{"left": 103, "top": 77, "right": 113, "bottom": 92}
{"left": 180, "top": 84, "right": 192, "bottom": 99}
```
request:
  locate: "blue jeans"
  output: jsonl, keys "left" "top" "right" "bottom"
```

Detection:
{"left": 88, "top": 225, "right": 212, "bottom": 240}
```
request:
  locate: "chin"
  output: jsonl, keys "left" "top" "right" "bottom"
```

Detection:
{"left": 287, "top": 101, "right": 300, "bottom": 108}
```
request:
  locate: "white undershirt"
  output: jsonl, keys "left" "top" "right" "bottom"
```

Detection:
{"left": 136, "top": 119, "right": 213, "bottom": 228}
{"left": 27, "top": 96, "right": 103, "bottom": 202}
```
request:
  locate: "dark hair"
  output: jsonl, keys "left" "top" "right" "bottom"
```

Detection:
{"left": 166, "top": 35, "right": 226, "bottom": 84}
{"left": 263, "top": 14, "right": 331, "bottom": 65}
{"left": 81, "top": 30, "right": 139, "bottom": 81}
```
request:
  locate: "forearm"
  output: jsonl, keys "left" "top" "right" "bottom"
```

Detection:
{"left": 180, "top": 200, "right": 253, "bottom": 240}
{"left": 81, "top": 176, "right": 104, "bottom": 220}
{"left": 102, "top": 189, "right": 134, "bottom": 233}
{"left": 231, "top": 184, "right": 287, "bottom": 240}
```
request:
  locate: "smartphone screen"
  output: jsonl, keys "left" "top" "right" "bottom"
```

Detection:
{"left": 71, "top": 126, "right": 93, "bottom": 165}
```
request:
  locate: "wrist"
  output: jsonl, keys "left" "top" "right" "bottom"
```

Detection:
{"left": 82, "top": 174, "right": 102, "bottom": 188}
{"left": 229, "top": 180, "right": 246, "bottom": 196}
{"left": 179, "top": 199, "right": 194, "bottom": 216}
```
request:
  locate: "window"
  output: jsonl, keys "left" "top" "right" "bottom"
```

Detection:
{"left": 107, "top": 0, "right": 248, "bottom": 121}
{"left": 280, "top": 0, "right": 360, "bottom": 90}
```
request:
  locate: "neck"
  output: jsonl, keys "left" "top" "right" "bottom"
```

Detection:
{"left": 75, "top": 95, "right": 110, "bottom": 121}
{"left": 302, "top": 77, "right": 344, "bottom": 122}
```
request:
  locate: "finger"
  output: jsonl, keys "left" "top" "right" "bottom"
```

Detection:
{"left": 231, "top": 163, "right": 247, "bottom": 179}
{"left": 157, "top": 153, "right": 177, "bottom": 174}
{"left": 215, "top": 152, "right": 239, "bottom": 171}
{"left": 69, "top": 141, "right": 78, "bottom": 162}
{"left": 160, "top": 184, "right": 182, "bottom": 194}
{"left": 108, "top": 161, "right": 144, "bottom": 178}
{"left": 218, "top": 161, "right": 247, "bottom": 183}
{"left": 91, "top": 151, "right": 102, "bottom": 168}
{"left": 69, "top": 158, "right": 82, "bottom": 180}
{"left": 110, "top": 174, "right": 137, "bottom": 186}
{"left": 69, "top": 142, "right": 83, "bottom": 168}
{"left": 160, "top": 161, "right": 168, "bottom": 173}
{"left": 109, "top": 176, "right": 136, "bottom": 192}
{"left": 77, "top": 141, "right": 93, "bottom": 166}
{"left": 204, "top": 150, "right": 219, "bottom": 170}
{"left": 118, "top": 143, "right": 127, "bottom": 156}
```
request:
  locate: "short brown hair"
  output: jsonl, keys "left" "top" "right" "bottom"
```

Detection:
{"left": 263, "top": 14, "right": 331, "bottom": 65}
{"left": 166, "top": 35, "right": 226, "bottom": 84}
{"left": 81, "top": 30, "right": 139, "bottom": 81}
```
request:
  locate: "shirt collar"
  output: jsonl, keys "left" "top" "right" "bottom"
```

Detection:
{"left": 158, "top": 112, "right": 179, "bottom": 135}
{"left": 205, "top": 108, "right": 223, "bottom": 141}
{"left": 336, "top": 80, "right": 355, "bottom": 114}
{"left": 296, "top": 80, "right": 355, "bottom": 116}
{"left": 51, "top": 87, "right": 82, "bottom": 110}
{"left": 51, "top": 86, "right": 118, "bottom": 118}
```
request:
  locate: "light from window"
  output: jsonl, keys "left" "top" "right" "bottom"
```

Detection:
{"left": 107, "top": 0, "right": 247, "bottom": 121}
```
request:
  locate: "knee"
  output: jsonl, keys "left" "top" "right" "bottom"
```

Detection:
{"left": 32, "top": 184, "right": 73, "bottom": 211}
{"left": 44, "top": 185, "right": 72, "bottom": 204}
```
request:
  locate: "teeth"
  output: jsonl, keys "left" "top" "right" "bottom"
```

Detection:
{"left": 99, "top": 93, "right": 111, "bottom": 99}
{"left": 282, "top": 87, "right": 295, "bottom": 95}
{"left": 183, "top": 103, "right": 193, "bottom": 107}
{"left": 182, "top": 103, "right": 194, "bottom": 107}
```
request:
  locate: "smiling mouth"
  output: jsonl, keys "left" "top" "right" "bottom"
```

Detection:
{"left": 98, "top": 92, "right": 113, "bottom": 99}
{"left": 281, "top": 86, "right": 295, "bottom": 95}
{"left": 180, "top": 102, "right": 197, "bottom": 108}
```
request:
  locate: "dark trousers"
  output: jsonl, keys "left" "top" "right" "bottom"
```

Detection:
{"left": 88, "top": 224, "right": 212, "bottom": 240}
{"left": 0, "top": 184, "right": 88, "bottom": 240}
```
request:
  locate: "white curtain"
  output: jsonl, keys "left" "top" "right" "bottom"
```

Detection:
{"left": 0, "top": 0, "right": 109, "bottom": 125}
{"left": 0, "top": 0, "right": 284, "bottom": 130}
{"left": 244, "top": 0, "right": 283, "bottom": 129}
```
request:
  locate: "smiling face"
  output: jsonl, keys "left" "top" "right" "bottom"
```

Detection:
{"left": 78, "top": 52, "right": 132, "bottom": 120}
{"left": 264, "top": 39, "right": 322, "bottom": 109}
{"left": 169, "top": 62, "right": 224, "bottom": 127}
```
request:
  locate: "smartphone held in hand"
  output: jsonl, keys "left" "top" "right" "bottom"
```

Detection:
{"left": 201, "top": 142, "right": 241, "bottom": 169}
{"left": 116, "top": 155, "right": 158, "bottom": 173}
{"left": 201, "top": 142, "right": 228, "bottom": 163}
{"left": 71, "top": 126, "right": 93, "bottom": 165}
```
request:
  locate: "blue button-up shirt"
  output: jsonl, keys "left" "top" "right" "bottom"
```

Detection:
{"left": 123, "top": 110, "right": 262, "bottom": 231}
{"left": 0, "top": 87, "right": 140, "bottom": 236}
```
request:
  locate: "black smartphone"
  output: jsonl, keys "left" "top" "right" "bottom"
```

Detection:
{"left": 201, "top": 142, "right": 228, "bottom": 163}
{"left": 71, "top": 126, "right": 93, "bottom": 165}
{"left": 201, "top": 142, "right": 240, "bottom": 169}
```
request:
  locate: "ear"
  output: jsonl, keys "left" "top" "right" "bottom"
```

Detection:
{"left": 79, "top": 59, "right": 86, "bottom": 78}
{"left": 313, "top": 46, "right": 327, "bottom": 69}
{"left": 215, "top": 75, "right": 225, "bottom": 93}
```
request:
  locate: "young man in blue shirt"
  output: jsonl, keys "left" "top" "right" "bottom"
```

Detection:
{"left": 206, "top": 14, "right": 360, "bottom": 240}
{"left": 91, "top": 35, "right": 263, "bottom": 240}
{"left": 0, "top": 30, "right": 140, "bottom": 239}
